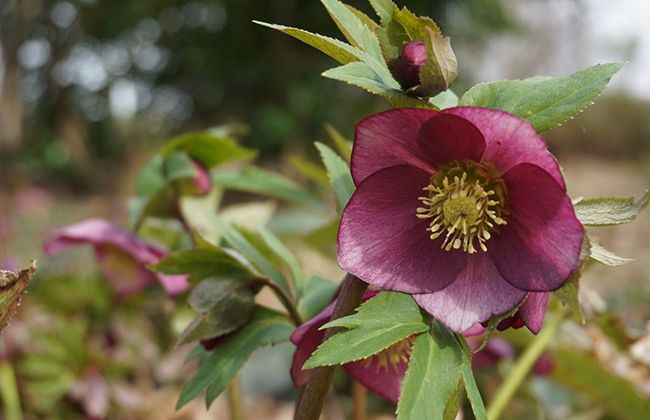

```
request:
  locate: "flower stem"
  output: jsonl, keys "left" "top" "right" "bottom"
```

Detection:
{"left": 486, "top": 311, "right": 565, "bottom": 420}
{"left": 262, "top": 278, "right": 302, "bottom": 327}
{"left": 227, "top": 375, "right": 244, "bottom": 420}
{"left": 0, "top": 359, "right": 22, "bottom": 420}
{"left": 352, "top": 381, "right": 367, "bottom": 420}
{"left": 294, "top": 274, "right": 367, "bottom": 420}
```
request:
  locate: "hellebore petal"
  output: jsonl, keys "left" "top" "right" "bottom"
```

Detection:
{"left": 413, "top": 252, "right": 525, "bottom": 333}
{"left": 518, "top": 292, "right": 550, "bottom": 334}
{"left": 417, "top": 113, "right": 486, "bottom": 166}
{"left": 44, "top": 218, "right": 189, "bottom": 296}
{"left": 338, "top": 165, "right": 467, "bottom": 294}
{"left": 444, "top": 107, "right": 565, "bottom": 187}
{"left": 489, "top": 164, "right": 584, "bottom": 291}
{"left": 393, "top": 40, "right": 427, "bottom": 89}
{"left": 470, "top": 337, "right": 515, "bottom": 369}
{"left": 343, "top": 355, "right": 407, "bottom": 404}
{"left": 352, "top": 109, "right": 437, "bottom": 185}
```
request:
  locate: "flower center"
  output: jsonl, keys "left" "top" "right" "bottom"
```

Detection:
{"left": 416, "top": 161, "right": 507, "bottom": 253}
{"left": 364, "top": 336, "right": 414, "bottom": 372}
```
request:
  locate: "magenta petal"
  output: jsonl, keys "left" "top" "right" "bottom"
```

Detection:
{"left": 338, "top": 165, "right": 467, "bottom": 294}
{"left": 413, "top": 252, "right": 526, "bottom": 332}
{"left": 490, "top": 164, "right": 584, "bottom": 291}
{"left": 352, "top": 109, "right": 437, "bottom": 185}
{"left": 471, "top": 337, "right": 515, "bottom": 369}
{"left": 157, "top": 274, "right": 191, "bottom": 296}
{"left": 444, "top": 107, "right": 565, "bottom": 187}
{"left": 344, "top": 358, "right": 407, "bottom": 404}
{"left": 417, "top": 113, "right": 486, "bottom": 166}
{"left": 290, "top": 317, "right": 327, "bottom": 388}
{"left": 95, "top": 245, "right": 155, "bottom": 296}
{"left": 519, "top": 292, "right": 550, "bottom": 334}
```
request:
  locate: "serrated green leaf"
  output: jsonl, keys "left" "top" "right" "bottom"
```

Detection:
{"left": 258, "top": 227, "right": 305, "bottom": 294}
{"left": 160, "top": 131, "right": 256, "bottom": 168}
{"left": 177, "top": 278, "right": 257, "bottom": 345}
{"left": 555, "top": 236, "right": 591, "bottom": 322}
{"left": 0, "top": 262, "right": 35, "bottom": 332}
{"left": 253, "top": 22, "right": 357, "bottom": 64}
{"left": 202, "top": 211, "right": 291, "bottom": 295}
{"left": 590, "top": 242, "right": 633, "bottom": 266}
{"left": 397, "top": 322, "right": 477, "bottom": 420}
{"left": 315, "top": 142, "right": 355, "bottom": 213}
{"left": 322, "top": 61, "right": 402, "bottom": 97}
{"left": 176, "top": 306, "right": 293, "bottom": 409}
{"left": 304, "top": 292, "right": 428, "bottom": 368}
{"left": 150, "top": 247, "right": 254, "bottom": 280}
{"left": 297, "top": 275, "right": 338, "bottom": 321}
{"left": 346, "top": 5, "right": 378, "bottom": 31}
{"left": 211, "top": 167, "right": 321, "bottom": 209}
{"left": 552, "top": 348, "right": 650, "bottom": 420}
{"left": 321, "top": 0, "right": 384, "bottom": 61}
{"left": 459, "top": 63, "right": 624, "bottom": 132}
{"left": 574, "top": 191, "right": 649, "bottom": 226}
{"left": 369, "top": 0, "right": 395, "bottom": 22}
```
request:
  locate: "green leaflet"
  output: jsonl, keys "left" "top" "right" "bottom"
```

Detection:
{"left": 211, "top": 167, "right": 321, "bottom": 209}
{"left": 304, "top": 292, "right": 428, "bottom": 368}
{"left": 315, "top": 142, "right": 355, "bottom": 213}
{"left": 574, "top": 191, "right": 649, "bottom": 226}
{"left": 589, "top": 242, "right": 633, "bottom": 266}
{"left": 252, "top": 22, "right": 357, "bottom": 64}
{"left": 0, "top": 262, "right": 36, "bottom": 333}
{"left": 459, "top": 63, "right": 624, "bottom": 132}
{"left": 176, "top": 306, "right": 293, "bottom": 409}
{"left": 296, "top": 275, "right": 338, "bottom": 321}
{"left": 159, "top": 131, "right": 256, "bottom": 168}
{"left": 258, "top": 226, "right": 305, "bottom": 294}
{"left": 322, "top": 61, "right": 402, "bottom": 97}
{"left": 555, "top": 236, "right": 591, "bottom": 323}
{"left": 150, "top": 246, "right": 255, "bottom": 280}
{"left": 396, "top": 322, "right": 487, "bottom": 420}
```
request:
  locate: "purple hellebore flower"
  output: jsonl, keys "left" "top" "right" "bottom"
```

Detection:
{"left": 393, "top": 40, "right": 427, "bottom": 89}
{"left": 44, "top": 218, "right": 189, "bottom": 296}
{"left": 291, "top": 292, "right": 408, "bottom": 404}
{"left": 338, "top": 107, "right": 584, "bottom": 333}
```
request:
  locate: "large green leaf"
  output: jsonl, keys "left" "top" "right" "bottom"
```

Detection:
{"left": 552, "top": 348, "right": 650, "bottom": 420}
{"left": 396, "top": 322, "right": 487, "bottom": 420}
{"left": 176, "top": 306, "right": 293, "bottom": 408}
{"left": 315, "top": 142, "right": 355, "bottom": 213}
{"left": 160, "top": 131, "right": 256, "bottom": 168}
{"left": 177, "top": 278, "right": 257, "bottom": 345}
{"left": 253, "top": 22, "right": 357, "bottom": 64}
{"left": 0, "top": 262, "right": 35, "bottom": 332}
{"left": 574, "top": 191, "right": 649, "bottom": 226}
{"left": 304, "top": 292, "right": 428, "bottom": 368}
{"left": 211, "top": 167, "right": 321, "bottom": 209}
{"left": 459, "top": 63, "right": 624, "bottom": 132}
{"left": 150, "top": 246, "right": 255, "bottom": 280}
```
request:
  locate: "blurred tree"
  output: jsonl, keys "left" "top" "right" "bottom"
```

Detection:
{"left": 0, "top": 0, "right": 514, "bottom": 192}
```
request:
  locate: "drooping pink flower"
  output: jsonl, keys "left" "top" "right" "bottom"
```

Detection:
{"left": 44, "top": 218, "right": 189, "bottom": 296}
{"left": 338, "top": 107, "right": 584, "bottom": 333}
{"left": 291, "top": 292, "right": 408, "bottom": 404}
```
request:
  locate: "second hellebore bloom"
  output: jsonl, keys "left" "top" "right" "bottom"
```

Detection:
{"left": 338, "top": 107, "right": 584, "bottom": 333}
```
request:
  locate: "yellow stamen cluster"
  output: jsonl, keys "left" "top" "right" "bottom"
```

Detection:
{"left": 364, "top": 336, "right": 414, "bottom": 372}
{"left": 416, "top": 161, "right": 507, "bottom": 253}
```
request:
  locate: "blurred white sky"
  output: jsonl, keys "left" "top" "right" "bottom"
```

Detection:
{"left": 462, "top": 0, "right": 650, "bottom": 99}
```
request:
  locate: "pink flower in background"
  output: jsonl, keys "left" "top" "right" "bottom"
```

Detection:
{"left": 44, "top": 218, "right": 189, "bottom": 296}
{"left": 338, "top": 107, "right": 584, "bottom": 333}
{"left": 291, "top": 292, "right": 408, "bottom": 404}
{"left": 190, "top": 160, "right": 212, "bottom": 196}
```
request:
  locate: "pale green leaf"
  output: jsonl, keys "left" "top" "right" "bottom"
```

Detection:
{"left": 258, "top": 226, "right": 305, "bottom": 294}
{"left": 321, "top": 0, "right": 384, "bottom": 61}
{"left": 459, "top": 63, "right": 624, "bottom": 132}
{"left": 160, "top": 131, "right": 256, "bottom": 168}
{"left": 590, "top": 242, "right": 633, "bottom": 266}
{"left": 304, "top": 292, "right": 428, "bottom": 368}
{"left": 315, "top": 142, "right": 355, "bottom": 213}
{"left": 574, "top": 191, "right": 649, "bottom": 226}
{"left": 324, "top": 124, "right": 352, "bottom": 163}
{"left": 429, "top": 90, "right": 459, "bottom": 109}
{"left": 297, "top": 275, "right": 338, "bottom": 321}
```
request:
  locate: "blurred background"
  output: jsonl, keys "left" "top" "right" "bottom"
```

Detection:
{"left": 1, "top": 0, "right": 649, "bottom": 419}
